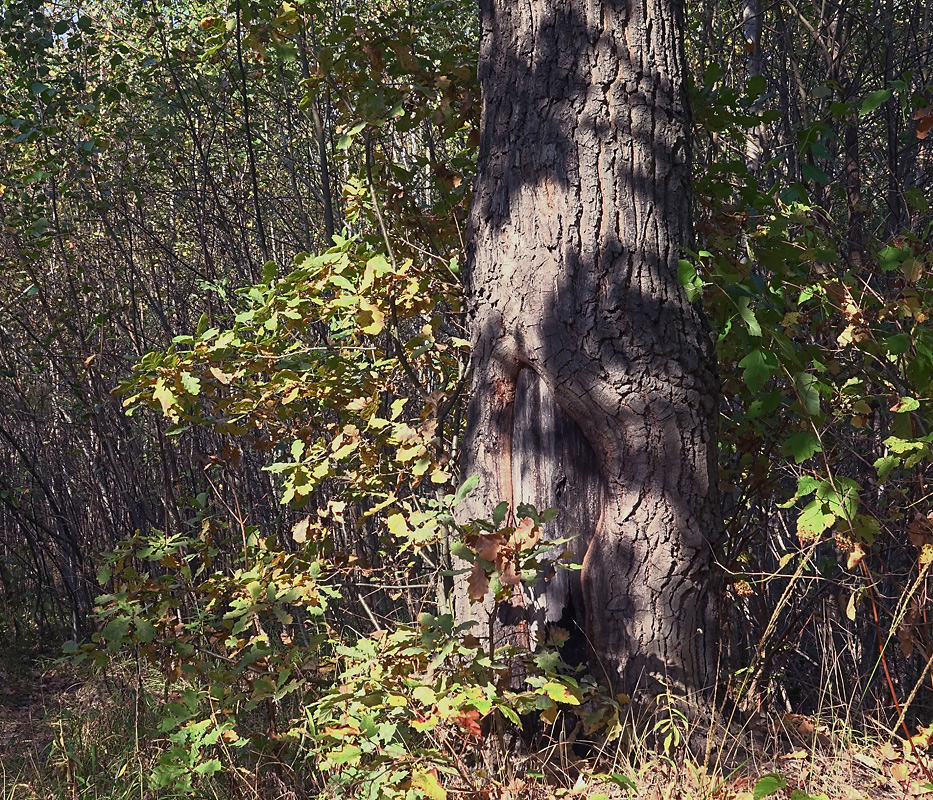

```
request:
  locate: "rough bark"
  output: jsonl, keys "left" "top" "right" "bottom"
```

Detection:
{"left": 456, "top": 0, "right": 723, "bottom": 700}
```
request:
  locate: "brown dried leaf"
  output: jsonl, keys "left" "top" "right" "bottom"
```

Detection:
{"left": 879, "top": 743, "right": 900, "bottom": 761}
{"left": 500, "top": 561, "right": 521, "bottom": 586}
{"left": 291, "top": 517, "right": 311, "bottom": 544}
{"left": 899, "top": 630, "right": 915, "bottom": 659}
{"left": 847, "top": 543, "right": 866, "bottom": 570}
{"left": 914, "top": 107, "right": 933, "bottom": 139}
{"left": 841, "top": 783, "right": 867, "bottom": 799}
{"left": 467, "top": 563, "right": 489, "bottom": 602}
{"left": 909, "top": 724, "right": 933, "bottom": 749}
{"left": 898, "top": 600, "right": 920, "bottom": 659}
{"left": 474, "top": 533, "right": 502, "bottom": 564}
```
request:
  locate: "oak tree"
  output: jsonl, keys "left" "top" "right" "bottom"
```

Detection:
{"left": 457, "top": 0, "right": 723, "bottom": 699}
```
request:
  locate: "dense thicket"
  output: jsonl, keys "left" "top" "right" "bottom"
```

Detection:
{"left": 1, "top": 0, "right": 932, "bottom": 795}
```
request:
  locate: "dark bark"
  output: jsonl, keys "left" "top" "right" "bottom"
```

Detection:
{"left": 457, "top": 0, "right": 723, "bottom": 700}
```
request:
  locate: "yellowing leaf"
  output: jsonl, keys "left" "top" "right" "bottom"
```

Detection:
{"left": 542, "top": 680, "right": 581, "bottom": 705}
{"left": 209, "top": 366, "right": 234, "bottom": 385}
{"left": 909, "top": 724, "right": 933, "bottom": 749}
{"left": 921, "top": 543, "right": 933, "bottom": 566}
{"left": 845, "top": 591, "right": 858, "bottom": 621}
{"left": 512, "top": 516, "right": 541, "bottom": 549}
{"left": 838, "top": 323, "right": 869, "bottom": 346}
{"left": 410, "top": 769, "right": 446, "bottom": 800}
{"left": 386, "top": 513, "right": 411, "bottom": 538}
{"left": 890, "top": 762, "right": 911, "bottom": 782}
{"left": 890, "top": 396, "right": 920, "bottom": 413}
{"left": 430, "top": 467, "right": 451, "bottom": 484}
{"left": 412, "top": 685, "right": 435, "bottom": 706}
{"left": 901, "top": 258, "right": 923, "bottom": 282}
{"left": 357, "top": 299, "right": 385, "bottom": 335}
{"left": 152, "top": 377, "right": 179, "bottom": 420}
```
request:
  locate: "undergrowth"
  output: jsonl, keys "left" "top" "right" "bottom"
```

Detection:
{"left": 0, "top": 643, "right": 929, "bottom": 800}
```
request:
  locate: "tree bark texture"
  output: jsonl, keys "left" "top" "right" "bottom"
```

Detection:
{"left": 457, "top": 0, "right": 723, "bottom": 699}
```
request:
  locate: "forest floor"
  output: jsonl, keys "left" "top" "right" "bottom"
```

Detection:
{"left": 0, "top": 646, "right": 928, "bottom": 800}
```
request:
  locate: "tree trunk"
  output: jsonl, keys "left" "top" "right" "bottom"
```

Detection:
{"left": 456, "top": 0, "right": 723, "bottom": 700}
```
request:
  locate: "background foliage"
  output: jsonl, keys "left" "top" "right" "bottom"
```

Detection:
{"left": 0, "top": 0, "right": 932, "bottom": 797}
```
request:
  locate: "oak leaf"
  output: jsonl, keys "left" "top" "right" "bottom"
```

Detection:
{"left": 291, "top": 517, "right": 311, "bottom": 544}
{"left": 466, "top": 563, "right": 489, "bottom": 602}
{"left": 512, "top": 516, "right": 541, "bottom": 549}
{"left": 474, "top": 533, "right": 502, "bottom": 564}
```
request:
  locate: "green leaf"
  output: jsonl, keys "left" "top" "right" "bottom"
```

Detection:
{"left": 135, "top": 619, "right": 155, "bottom": 643}
{"left": 794, "top": 372, "right": 821, "bottom": 416}
{"left": 753, "top": 774, "right": 787, "bottom": 799}
{"left": 330, "top": 744, "right": 363, "bottom": 764}
{"left": 739, "top": 349, "right": 777, "bottom": 393}
{"left": 818, "top": 477, "right": 860, "bottom": 519}
{"left": 449, "top": 541, "right": 474, "bottom": 561}
{"left": 737, "top": 296, "right": 762, "bottom": 337}
{"left": 886, "top": 333, "right": 912, "bottom": 355}
{"left": 879, "top": 245, "right": 908, "bottom": 271}
{"left": 453, "top": 475, "right": 478, "bottom": 505}
{"left": 746, "top": 75, "right": 767, "bottom": 99}
{"left": 784, "top": 431, "right": 822, "bottom": 464}
{"left": 704, "top": 63, "right": 723, "bottom": 86}
{"left": 874, "top": 454, "right": 897, "bottom": 482}
{"left": 541, "top": 680, "right": 581, "bottom": 705}
{"left": 859, "top": 88, "right": 892, "bottom": 115}
{"left": 791, "top": 791, "right": 829, "bottom": 800}
{"left": 677, "top": 260, "right": 704, "bottom": 302}
{"left": 180, "top": 372, "right": 201, "bottom": 396}
{"left": 194, "top": 759, "right": 222, "bottom": 776}
{"left": 102, "top": 617, "right": 131, "bottom": 644}
{"left": 801, "top": 163, "right": 830, "bottom": 184}
{"left": 797, "top": 499, "right": 835, "bottom": 540}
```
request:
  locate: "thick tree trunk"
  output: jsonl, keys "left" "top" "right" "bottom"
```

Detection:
{"left": 456, "top": 0, "right": 723, "bottom": 700}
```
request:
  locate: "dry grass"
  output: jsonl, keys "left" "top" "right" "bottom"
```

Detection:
{"left": 1, "top": 648, "right": 931, "bottom": 800}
